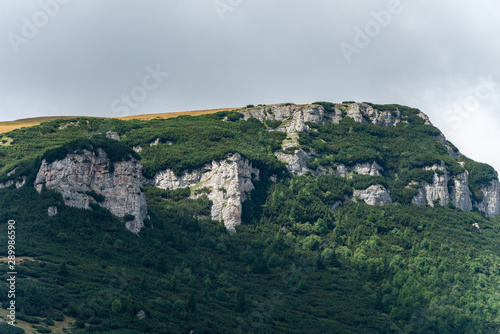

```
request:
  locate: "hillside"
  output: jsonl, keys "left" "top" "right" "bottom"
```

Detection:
{"left": 1, "top": 102, "right": 500, "bottom": 333}
{"left": 0, "top": 108, "right": 238, "bottom": 134}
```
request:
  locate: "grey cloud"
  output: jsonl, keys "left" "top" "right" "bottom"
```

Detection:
{"left": 0, "top": 0, "right": 499, "bottom": 171}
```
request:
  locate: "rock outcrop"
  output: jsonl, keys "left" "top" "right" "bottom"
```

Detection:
{"left": 409, "top": 162, "right": 500, "bottom": 215}
{"left": 241, "top": 104, "right": 328, "bottom": 134}
{"left": 336, "top": 162, "right": 383, "bottom": 177}
{"left": 353, "top": 185, "right": 392, "bottom": 206}
{"left": 475, "top": 179, "right": 500, "bottom": 217}
{"left": 450, "top": 171, "right": 473, "bottom": 211}
{"left": 413, "top": 163, "right": 450, "bottom": 207}
{"left": 0, "top": 176, "right": 25, "bottom": 189}
{"left": 245, "top": 102, "right": 423, "bottom": 178}
{"left": 274, "top": 149, "right": 315, "bottom": 176}
{"left": 153, "top": 153, "right": 259, "bottom": 233}
{"left": 106, "top": 131, "right": 121, "bottom": 141}
{"left": 240, "top": 102, "right": 430, "bottom": 134}
{"left": 48, "top": 206, "right": 58, "bottom": 217}
{"left": 34, "top": 148, "right": 147, "bottom": 233}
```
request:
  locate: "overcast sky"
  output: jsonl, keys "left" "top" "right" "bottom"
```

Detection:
{"left": 1, "top": 0, "right": 499, "bottom": 172}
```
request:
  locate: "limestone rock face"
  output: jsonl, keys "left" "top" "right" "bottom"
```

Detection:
{"left": 241, "top": 104, "right": 328, "bottom": 134}
{"left": 475, "top": 179, "right": 500, "bottom": 217}
{"left": 336, "top": 162, "right": 383, "bottom": 177}
{"left": 241, "top": 102, "right": 423, "bottom": 130}
{"left": 421, "top": 163, "right": 450, "bottom": 207}
{"left": 411, "top": 163, "right": 452, "bottom": 208}
{"left": 153, "top": 153, "right": 259, "bottom": 233}
{"left": 34, "top": 149, "right": 147, "bottom": 233}
{"left": 274, "top": 150, "right": 315, "bottom": 176}
{"left": 347, "top": 103, "right": 401, "bottom": 126}
{"left": 0, "top": 176, "right": 25, "bottom": 189}
{"left": 353, "top": 185, "right": 392, "bottom": 206}
{"left": 410, "top": 163, "right": 476, "bottom": 212}
{"left": 450, "top": 171, "right": 473, "bottom": 211}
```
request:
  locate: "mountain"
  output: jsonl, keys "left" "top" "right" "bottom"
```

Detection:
{"left": 1, "top": 102, "right": 500, "bottom": 333}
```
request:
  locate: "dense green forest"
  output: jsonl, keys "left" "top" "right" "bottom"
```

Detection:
{"left": 1, "top": 103, "right": 500, "bottom": 333}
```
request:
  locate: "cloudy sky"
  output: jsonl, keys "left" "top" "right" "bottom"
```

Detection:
{"left": 1, "top": 0, "right": 499, "bottom": 171}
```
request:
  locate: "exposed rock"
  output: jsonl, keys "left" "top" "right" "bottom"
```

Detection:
{"left": 450, "top": 171, "right": 473, "bottom": 211}
{"left": 241, "top": 102, "right": 434, "bottom": 131}
{"left": 274, "top": 149, "right": 315, "bottom": 176}
{"left": 472, "top": 223, "right": 482, "bottom": 234}
{"left": 437, "top": 134, "right": 462, "bottom": 160}
{"left": 136, "top": 310, "right": 146, "bottom": 320}
{"left": 347, "top": 103, "right": 401, "bottom": 126}
{"left": 150, "top": 138, "right": 160, "bottom": 146}
{"left": 241, "top": 103, "right": 328, "bottom": 135}
{"left": 336, "top": 162, "right": 383, "bottom": 177}
{"left": 417, "top": 111, "right": 432, "bottom": 125}
{"left": 106, "top": 131, "right": 121, "bottom": 141}
{"left": 0, "top": 180, "right": 14, "bottom": 189}
{"left": 410, "top": 162, "right": 473, "bottom": 211}
{"left": 34, "top": 148, "right": 147, "bottom": 233}
{"left": 421, "top": 163, "right": 450, "bottom": 207}
{"left": 475, "top": 179, "right": 500, "bottom": 218}
{"left": 345, "top": 103, "right": 366, "bottom": 123}
{"left": 0, "top": 176, "right": 25, "bottom": 189}
{"left": 48, "top": 206, "right": 58, "bottom": 217}
{"left": 58, "top": 121, "right": 79, "bottom": 130}
{"left": 153, "top": 153, "right": 259, "bottom": 233}
{"left": 331, "top": 201, "right": 343, "bottom": 210}
{"left": 133, "top": 145, "right": 143, "bottom": 153}
{"left": 353, "top": 185, "right": 392, "bottom": 206}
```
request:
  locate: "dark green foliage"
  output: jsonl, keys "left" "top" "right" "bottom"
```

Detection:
{"left": 35, "top": 327, "right": 52, "bottom": 333}
{"left": 265, "top": 119, "right": 283, "bottom": 129}
{"left": 351, "top": 175, "right": 388, "bottom": 190}
{"left": 0, "top": 323, "right": 25, "bottom": 333}
{"left": 42, "top": 135, "right": 140, "bottom": 165}
{"left": 312, "top": 101, "right": 337, "bottom": 113}
{"left": 123, "top": 214, "right": 135, "bottom": 222}
{"left": 85, "top": 190, "right": 105, "bottom": 203}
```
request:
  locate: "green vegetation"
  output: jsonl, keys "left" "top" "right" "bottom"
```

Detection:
{"left": 0, "top": 102, "right": 499, "bottom": 333}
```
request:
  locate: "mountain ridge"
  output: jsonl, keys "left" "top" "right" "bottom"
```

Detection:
{"left": 1, "top": 101, "right": 499, "bottom": 233}
{"left": 2, "top": 101, "right": 500, "bottom": 333}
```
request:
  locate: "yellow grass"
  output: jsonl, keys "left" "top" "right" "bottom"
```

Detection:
{"left": 0, "top": 108, "right": 240, "bottom": 134}
{"left": 116, "top": 107, "right": 239, "bottom": 120}
{"left": 0, "top": 256, "right": 38, "bottom": 263}
{"left": 0, "top": 306, "right": 76, "bottom": 333}
{"left": 0, "top": 116, "right": 79, "bottom": 134}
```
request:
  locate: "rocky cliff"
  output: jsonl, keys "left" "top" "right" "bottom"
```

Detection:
{"left": 153, "top": 153, "right": 259, "bottom": 233}
{"left": 240, "top": 103, "right": 425, "bottom": 178}
{"left": 34, "top": 148, "right": 147, "bottom": 233}
{"left": 6, "top": 101, "right": 497, "bottom": 235}
{"left": 353, "top": 185, "right": 392, "bottom": 206}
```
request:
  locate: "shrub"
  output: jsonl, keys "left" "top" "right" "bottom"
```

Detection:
{"left": 265, "top": 120, "right": 283, "bottom": 129}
